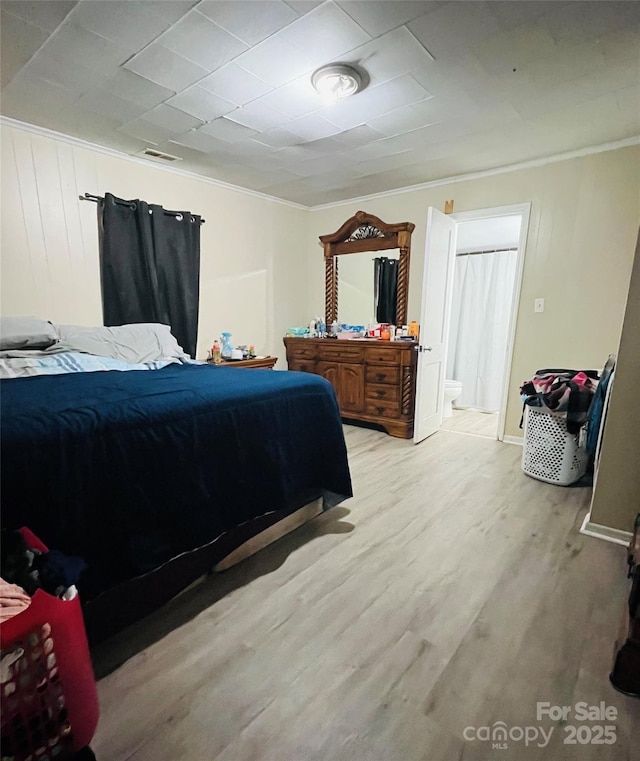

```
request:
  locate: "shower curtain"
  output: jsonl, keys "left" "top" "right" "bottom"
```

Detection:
{"left": 446, "top": 250, "right": 518, "bottom": 412}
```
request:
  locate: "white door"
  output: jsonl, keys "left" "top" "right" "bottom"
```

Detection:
{"left": 414, "top": 207, "right": 457, "bottom": 443}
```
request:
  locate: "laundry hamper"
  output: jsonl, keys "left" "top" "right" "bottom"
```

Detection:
{"left": 0, "top": 528, "right": 99, "bottom": 761}
{"left": 522, "top": 406, "right": 589, "bottom": 485}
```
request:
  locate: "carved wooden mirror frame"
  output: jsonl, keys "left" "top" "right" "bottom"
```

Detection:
{"left": 320, "top": 210, "right": 415, "bottom": 328}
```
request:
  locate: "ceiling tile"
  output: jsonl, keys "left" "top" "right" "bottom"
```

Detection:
{"left": 278, "top": 1, "right": 371, "bottom": 66}
{"left": 252, "top": 127, "right": 303, "bottom": 148}
{"left": 198, "top": 117, "right": 260, "bottom": 142}
{"left": 337, "top": 1, "right": 432, "bottom": 37}
{"left": 233, "top": 30, "right": 319, "bottom": 88}
{"left": 1, "top": 1, "right": 76, "bottom": 31}
{"left": 118, "top": 119, "right": 177, "bottom": 145}
{"left": 257, "top": 75, "right": 323, "bottom": 118}
{"left": 198, "top": 0, "right": 298, "bottom": 45}
{"left": 0, "top": 11, "right": 49, "bottom": 87}
{"left": 283, "top": 1, "right": 324, "bottom": 14}
{"left": 19, "top": 51, "right": 111, "bottom": 94}
{"left": 102, "top": 70, "right": 174, "bottom": 109}
{"left": 473, "top": 23, "right": 558, "bottom": 77}
{"left": 368, "top": 99, "right": 438, "bottom": 136}
{"left": 140, "top": 104, "right": 204, "bottom": 133}
{"left": 199, "top": 63, "right": 273, "bottom": 106}
{"left": 39, "top": 22, "right": 131, "bottom": 71}
{"left": 542, "top": 1, "right": 640, "bottom": 45}
{"left": 159, "top": 10, "right": 248, "bottom": 71}
{"left": 408, "top": 1, "right": 502, "bottom": 60}
{"left": 75, "top": 89, "right": 147, "bottom": 122}
{"left": 225, "top": 101, "right": 289, "bottom": 131}
{"left": 287, "top": 113, "right": 343, "bottom": 141}
{"left": 170, "top": 129, "right": 231, "bottom": 154}
{"left": 321, "top": 74, "right": 429, "bottom": 130}
{"left": 1, "top": 74, "right": 76, "bottom": 121}
{"left": 339, "top": 26, "right": 434, "bottom": 89}
{"left": 485, "top": 1, "right": 563, "bottom": 31}
{"left": 167, "top": 86, "right": 236, "bottom": 121}
{"left": 330, "top": 124, "right": 384, "bottom": 148}
{"left": 124, "top": 43, "right": 208, "bottom": 92}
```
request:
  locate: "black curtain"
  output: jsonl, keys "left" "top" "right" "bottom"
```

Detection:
{"left": 98, "top": 193, "right": 201, "bottom": 358}
{"left": 374, "top": 257, "right": 398, "bottom": 324}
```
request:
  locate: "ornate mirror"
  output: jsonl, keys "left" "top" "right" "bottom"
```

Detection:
{"left": 320, "top": 210, "right": 415, "bottom": 328}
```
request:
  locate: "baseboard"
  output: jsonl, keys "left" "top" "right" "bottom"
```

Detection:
{"left": 579, "top": 513, "right": 632, "bottom": 547}
{"left": 502, "top": 435, "right": 524, "bottom": 446}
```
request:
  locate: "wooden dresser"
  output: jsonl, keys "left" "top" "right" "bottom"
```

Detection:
{"left": 284, "top": 337, "right": 417, "bottom": 438}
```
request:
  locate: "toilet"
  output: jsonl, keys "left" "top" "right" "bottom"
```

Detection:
{"left": 443, "top": 380, "right": 463, "bottom": 417}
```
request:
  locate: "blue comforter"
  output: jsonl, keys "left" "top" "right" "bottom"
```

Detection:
{"left": 1, "top": 364, "right": 352, "bottom": 600}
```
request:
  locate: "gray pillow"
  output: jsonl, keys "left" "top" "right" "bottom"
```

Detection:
{"left": 0, "top": 316, "right": 58, "bottom": 350}
{"left": 55, "top": 323, "right": 188, "bottom": 363}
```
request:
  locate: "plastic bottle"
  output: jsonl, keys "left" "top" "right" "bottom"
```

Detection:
{"left": 211, "top": 341, "right": 221, "bottom": 364}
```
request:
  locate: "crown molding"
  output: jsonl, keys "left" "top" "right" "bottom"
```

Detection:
{"left": 309, "top": 135, "right": 640, "bottom": 211}
{"left": 0, "top": 116, "right": 309, "bottom": 212}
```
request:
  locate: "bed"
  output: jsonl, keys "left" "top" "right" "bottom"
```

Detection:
{"left": 0, "top": 320, "right": 352, "bottom": 642}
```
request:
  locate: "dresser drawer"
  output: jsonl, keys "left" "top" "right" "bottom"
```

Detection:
{"left": 365, "top": 365, "right": 400, "bottom": 385}
{"left": 365, "top": 383, "right": 400, "bottom": 402}
{"left": 287, "top": 359, "right": 315, "bottom": 373}
{"left": 318, "top": 345, "right": 364, "bottom": 363}
{"left": 366, "top": 347, "right": 401, "bottom": 365}
{"left": 365, "top": 398, "right": 400, "bottom": 417}
{"left": 287, "top": 345, "right": 318, "bottom": 360}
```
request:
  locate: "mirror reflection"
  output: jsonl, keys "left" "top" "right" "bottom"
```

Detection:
{"left": 337, "top": 251, "right": 400, "bottom": 325}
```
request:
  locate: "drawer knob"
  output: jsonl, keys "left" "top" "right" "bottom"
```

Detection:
{"left": 376, "top": 373, "right": 384, "bottom": 382}
{"left": 376, "top": 390, "right": 386, "bottom": 398}
{"left": 377, "top": 406, "right": 384, "bottom": 414}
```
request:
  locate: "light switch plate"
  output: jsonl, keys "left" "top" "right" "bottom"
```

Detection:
{"left": 534, "top": 298, "right": 545, "bottom": 313}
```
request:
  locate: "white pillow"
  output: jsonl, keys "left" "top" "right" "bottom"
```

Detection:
{"left": 55, "top": 323, "right": 188, "bottom": 363}
{"left": 0, "top": 316, "right": 58, "bottom": 350}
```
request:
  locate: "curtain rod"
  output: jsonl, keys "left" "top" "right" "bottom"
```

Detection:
{"left": 79, "top": 193, "right": 205, "bottom": 223}
{"left": 456, "top": 247, "right": 517, "bottom": 257}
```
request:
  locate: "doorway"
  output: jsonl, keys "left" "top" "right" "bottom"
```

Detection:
{"left": 413, "top": 204, "right": 530, "bottom": 444}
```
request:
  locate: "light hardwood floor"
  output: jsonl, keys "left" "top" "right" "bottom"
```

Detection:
{"left": 439, "top": 408, "right": 499, "bottom": 438}
{"left": 92, "top": 426, "right": 639, "bottom": 761}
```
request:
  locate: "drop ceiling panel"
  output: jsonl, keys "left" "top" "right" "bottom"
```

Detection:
{"left": 103, "top": 70, "right": 174, "bottom": 110}
{"left": 1, "top": 1, "right": 76, "bottom": 31}
{"left": 197, "top": 0, "right": 298, "bottom": 45}
{"left": 408, "top": 1, "right": 503, "bottom": 60}
{"left": 67, "top": 0, "right": 181, "bottom": 53}
{"left": 22, "top": 51, "right": 111, "bottom": 95}
{"left": 38, "top": 23, "right": 131, "bottom": 71}
{"left": 337, "top": 1, "right": 436, "bottom": 38}
{"left": 473, "top": 23, "right": 558, "bottom": 76}
{"left": 159, "top": 10, "right": 248, "bottom": 71}
{"left": 139, "top": 104, "right": 203, "bottom": 133}
{"left": 368, "top": 99, "right": 439, "bottom": 137}
{"left": 170, "top": 129, "right": 231, "bottom": 154}
{"left": 256, "top": 76, "right": 323, "bottom": 119}
{"left": 277, "top": 1, "right": 371, "bottom": 66}
{"left": 253, "top": 127, "right": 302, "bottom": 148}
{"left": 226, "top": 101, "right": 290, "bottom": 131}
{"left": 233, "top": 32, "right": 319, "bottom": 88}
{"left": 75, "top": 89, "right": 147, "bottom": 123}
{"left": 167, "top": 86, "right": 235, "bottom": 121}
{"left": 332, "top": 124, "right": 386, "bottom": 147}
{"left": 542, "top": 1, "right": 640, "bottom": 45}
{"left": 199, "top": 64, "right": 274, "bottom": 106}
{"left": 321, "top": 74, "right": 429, "bottom": 130}
{"left": 338, "top": 25, "right": 433, "bottom": 89}
{"left": 118, "top": 119, "right": 178, "bottom": 146}
{"left": 124, "top": 43, "right": 208, "bottom": 92}
{"left": 286, "top": 113, "right": 343, "bottom": 141}
{"left": 199, "top": 118, "right": 260, "bottom": 143}
{"left": 0, "top": 11, "right": 50, "bottom": 87}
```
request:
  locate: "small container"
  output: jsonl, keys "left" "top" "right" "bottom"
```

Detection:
{"left": 211, "top": 342, "right": 221, "bottom": 364}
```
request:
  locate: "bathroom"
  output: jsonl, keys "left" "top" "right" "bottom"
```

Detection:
{"left": 442, "top": 213, "right": 525, "bottom": 439}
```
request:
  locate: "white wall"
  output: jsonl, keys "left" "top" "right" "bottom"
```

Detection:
{"left": 307, "top": 144, "right": 640, "bottom": 438}
{"left": 0, "top": 122, "right": 309, "bottom": 364}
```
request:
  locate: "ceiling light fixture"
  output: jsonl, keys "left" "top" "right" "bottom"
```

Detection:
{"left": 311, "top": 64, "right": 363, "bottom": 105}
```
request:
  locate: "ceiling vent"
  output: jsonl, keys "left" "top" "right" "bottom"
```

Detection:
{"left": 140, "top": 148, "right": 182, "bottom": 162}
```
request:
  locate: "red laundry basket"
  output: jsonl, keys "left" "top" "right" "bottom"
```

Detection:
{"left": 0, "top": 528, "right": 99, "bottom": 760}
